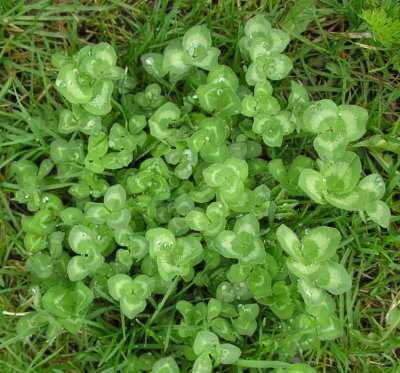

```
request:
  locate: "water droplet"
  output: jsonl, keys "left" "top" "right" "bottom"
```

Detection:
{"left": 73, "top": 68, "right": 78, "bottom": 74}
{"left": 42, "top": 196, "right": 49, "bottom": 203}
{"left": 90, "top": 59, "right": 96, "bottom": 65}
{"left": 145, "top": 57, "right": 154, "bottom": 66}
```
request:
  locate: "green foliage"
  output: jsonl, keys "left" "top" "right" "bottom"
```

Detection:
{"left": 9, "top": 14, "right": 392, "bottom": 372}
{"left": 361, "top": 7, "right": 400, "bottom": 45}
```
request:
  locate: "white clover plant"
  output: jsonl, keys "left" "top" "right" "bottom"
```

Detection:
{"left": 11, "top": 14, "right": 392, "bottom": 373}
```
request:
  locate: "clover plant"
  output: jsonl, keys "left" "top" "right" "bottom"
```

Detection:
{"left": 11, "top": 14, "right": 392, "bottom": 372}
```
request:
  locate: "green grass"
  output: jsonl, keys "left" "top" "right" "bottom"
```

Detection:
{"left": 0, "top": 0, "right": 399, "bottom": 372}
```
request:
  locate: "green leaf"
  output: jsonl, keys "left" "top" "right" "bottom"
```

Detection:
{"left": 324, "top": 187, "right": 368, "bottom": 211}
{"left": 358, "top": 174, "right": 386, "bottom": 200}
{"left": 107, "top": 208, "right": 131, "bottom": 229}
{"left": 234, "top": 214, "right": 259, "bottom": 238}
{"left": 337, "top": 104, "right": 368, "bottom": 141}
{"left": 248, "top": 268, "right": 272, "bottom": 297}
{"left": 129, "top": 114, "right": 147, "bottom": 134}
{"left": 288, "top": 81, "right": 309, "bottom": 111}
{"left": 42, "top": 287, "right": 74, "bottom": 318}
{"left": 206, "top": 201, "right": 229, "bottom": 221}
{"left": 69, "top": 225, "right": 94, "bottom": 254}
{"left": 55, "top": 63, "right": 92, "bottom": 104}
{"left": 67, "top": 253, "right": 103, "bottom": 281}
{"left": 301, "top": 100, "right": 338, "bottom": 133}
{"left": 220, "top": 175, "right": 245, "bottom": 202}
{"left": 320, "top": 152, "right": 362, "bottom": 194}
{"left": 107, "top": 274, "right": 134, "bottom": 301}
{"left": 249, "top": 30, "right": 290, "bottom": 59}
{"left": 207, "top": 66, "right": 239, "bottom": 91}
{"left": 141, "top": 53, "right": 167, "bottom": 78}
{"left": 120, "top": 294, "right": 146, "bottom": 319}
{"left": 132, "top": 274, "right": 155, "bottom": 298}
{"left": 207, "top": 298, "right": 222, "bottom": 321}
{"left": 313, "top": 131, "right": 349, "bottom": 161}
{"left": 197, "top": 85, "right": 241, "bottom": 116}
{"left": 185, "top": 211, "right": 210, "bottom": 231}
{"left": 318, "top": 262, "right": 351, "bottom": 295}
{"left": 104, "top": 184, "right": 126, "bottom": 211}
{"left": 25, "top": 253, "right": 53, "bottom": 279}
{"left": 87, "top": 131, "right": 109, "bottom": 158}
{"left": 219, "top": 343, "right": 242, "bottom": 364}
{"left": 215, "top": 230, "right": 241, "bottom": 259}
{"left": 17, "top": 312, "right": 48, "bottom": 336}
{"left": 245, "top": 61, "right": 266, "bottom": 86}
{"left": 297, "top": 279, "right": 327, "bottom": 305}
{"left": 74, "top": 281, "right": 94, "bottom": 313}
{"left": 149, "top": 102, "right": 181, "bottom": 140}
{"left": 183, "top": 25, "right": 212, "bottom": 56}
{"left": 163, "top": 45, "right": 191, "bottom": 75}
{"left": 79, "top": 43, "right": 123, "bottom": 80}
{"left": 193, "top": 330, "right": 219, "bottom": 356}
{"left": 224, "top": 157, "right": 248, "bottom": 181}
{"left": 298, "top": 169, "right": 326, "bottom": 203}
{"left": 276, "top": 224, "right": 303, "bottom": 260}
{"left": 129, "top": 236, "right": 149, "bottom": 260}
{"left": 302, "top": 226, "right": 340, "bottom": 263}
{"left": 202, "top": 163, "right": 227, "bottom": 187}
{"left": 145, "top": 228, "right": 176, "bottom": 258}
{"left": 263, "top": 54, "right": 293, "bottom": 80}
{"left": 82, "top": 80, "right": 113, "bottom": 116}
{"left": 244, "top": 15, "right": 271, "bottom": 38}
{"left": 152, "top": 357, "right": 180, "bottom": 373}
{"left": 286, "top": 258, "right": 322, "bottom": 280}
{"left": 365, "top": 200, "right": 391, "bottom": 228}
{"left": 192, "top": 47, "right": 220, "bottom": 70}
{"left": 315, "top": 314, "right": 343, "bottom": 341}
{"left": 193, "top": 353, "right": 212, "bottom": 373}
{"left": 85, "top": 204, "right": 110, "bottom": 224}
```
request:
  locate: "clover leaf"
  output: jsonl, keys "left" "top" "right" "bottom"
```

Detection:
{"left": 107, "top": 274, "right": 151, "bottom": 319}
{"left": 59, "top": 105, "right": 102, "bottom": 135}
{"left": 163, "top": 25, "right": 220, "bottom": 76}
{"left": 197, "top": 66, "right": 242, "bottom": 116}
{"left": 301, "top": 100, "right": 368, "bottom": 160}
{"left": 152, "top": 357, "right": 180, "bottom": 373}
{"left": 134, "top": 83, "right": 165, "bottom": 110}
{"left": 253, "top": 110, "right": 295, "bottom": 147}
{"left": 241, "top": 80, "right": 280, "bottom": 117}
{"left": 298, "top": 151, "right": 371, "bottom": 211}
{"left": 188, "top": 117, "right": 228, "bottom": 163}
{"left": 149, "top": 102, "right": 181, "bottom": 140}
{"left": 67, "top": 225, "right": 104, "bottom": 281}
{"left": 55, "top": 63, "right": 92, "bottom": 104}
{"left": 359, "top": 174, "right": 391, "bottom": 227}
{"left": 141, "top": 53, "right": 167, "bottom": 78}
{"left": 79, "top": 43, "right": 124, "bottom": 80}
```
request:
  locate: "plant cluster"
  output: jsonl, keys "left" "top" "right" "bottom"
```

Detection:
{"left": 11, "top": 15, "right": 391, "bottom": 372}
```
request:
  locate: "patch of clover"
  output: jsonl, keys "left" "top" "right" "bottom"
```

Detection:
{"left": 12, "top": 14, "right": 391, "bottom": 373}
